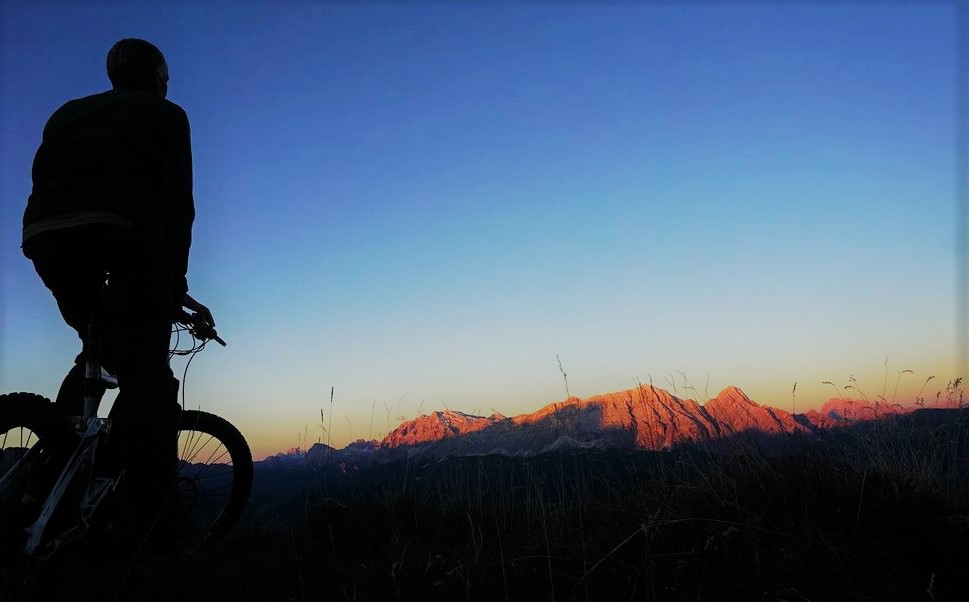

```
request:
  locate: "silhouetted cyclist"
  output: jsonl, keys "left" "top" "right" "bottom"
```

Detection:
{"left": 21, "top": 38, "right": 212, "bottom": 552}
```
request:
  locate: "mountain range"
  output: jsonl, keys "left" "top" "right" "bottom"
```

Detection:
{"left": 263, "top": 384, "right": 960, "bottom": 465}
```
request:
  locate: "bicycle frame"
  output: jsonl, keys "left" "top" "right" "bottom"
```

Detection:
{"left": 8, "top": 273, "right": 229, "bottom": 560}
{"left": 25, "top": 276, "right": 116, "bottom": 558}
{"left": 25, "top": 417, "right": 113, "bottom": 557}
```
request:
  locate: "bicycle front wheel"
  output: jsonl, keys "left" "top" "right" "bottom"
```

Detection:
{"left": 177, "top": 410, "right": 253, "bottom": 545}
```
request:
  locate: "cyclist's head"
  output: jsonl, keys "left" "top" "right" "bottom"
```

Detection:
{"left": 106, "top": 39, "right": 169, "bottom": 98}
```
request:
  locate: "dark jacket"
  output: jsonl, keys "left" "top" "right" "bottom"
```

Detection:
{"left": 24, "top": 88, "right": 195, "bottom": 293}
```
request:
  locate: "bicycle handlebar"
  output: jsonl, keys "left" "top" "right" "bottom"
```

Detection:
{"left": 175, "top": 310, "right": 226, "bottom": 347}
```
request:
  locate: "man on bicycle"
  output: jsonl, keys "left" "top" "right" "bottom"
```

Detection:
{"left": 21, "top": 38, "right": 211, "bottom": 552}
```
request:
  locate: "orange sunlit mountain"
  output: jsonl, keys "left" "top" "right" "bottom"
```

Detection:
{"left": 267, "top": 384, "right": 961, "bottom": 465}
{"left": 381, "top": 385, "right": 814, "bottom": 455}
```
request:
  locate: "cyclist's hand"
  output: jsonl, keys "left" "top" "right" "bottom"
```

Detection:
{"left": 181, "top": 293, "right": 215, "bottom": 327}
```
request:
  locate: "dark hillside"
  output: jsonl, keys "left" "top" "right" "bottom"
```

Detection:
{"left": 6, "top": 410, "right": 969, "bottom": 601}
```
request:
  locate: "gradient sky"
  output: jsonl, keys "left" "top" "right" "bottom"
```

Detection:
{"left": 1, "top": 2, "right": 963, "bottom": 459}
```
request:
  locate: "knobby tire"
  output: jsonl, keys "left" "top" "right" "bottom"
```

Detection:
{"left": 177, "top": 409, "right": 253, "bottom": 544}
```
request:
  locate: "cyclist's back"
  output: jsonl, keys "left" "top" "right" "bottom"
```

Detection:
{"left": 25, "top": 80, "right": 194, "bottom": 295}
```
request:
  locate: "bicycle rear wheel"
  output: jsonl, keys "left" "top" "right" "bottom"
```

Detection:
{"left": 177, "top": 410, "right": 252, "bottom": 545}
{"left": 0, "top": 393, "right": 75, "bottom": 564}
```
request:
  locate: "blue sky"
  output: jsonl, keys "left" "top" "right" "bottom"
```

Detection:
{"left": 1, "top": 2, "right": 962, "bottom": 458}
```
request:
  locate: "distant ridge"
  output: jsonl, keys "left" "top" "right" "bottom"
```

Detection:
{"left": 263, "top": 385, "right": 963, "bottom": 463}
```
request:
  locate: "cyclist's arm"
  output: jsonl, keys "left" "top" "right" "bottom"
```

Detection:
{"left": 180, "top": 293, "right": 214, "bottom": 327}
{"left": 164, "top": 104, "right": 195, "bottom": 296}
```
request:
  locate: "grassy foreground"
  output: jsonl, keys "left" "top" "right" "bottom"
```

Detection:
{"left": 11, "top": 409, "right": 969, "bottom": 601}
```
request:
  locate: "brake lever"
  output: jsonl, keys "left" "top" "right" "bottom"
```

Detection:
{"left": 177, "top": 311, "right": 227, "bottom": 346}
{"left": 192, "top": 319, "right": 227, "bottom": 347}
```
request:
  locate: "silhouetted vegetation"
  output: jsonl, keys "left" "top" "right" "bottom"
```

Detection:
{"left": 9, "top": 410, "right": 969, "bottom": 601}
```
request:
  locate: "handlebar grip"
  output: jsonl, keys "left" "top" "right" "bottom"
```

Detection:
{"left": 176, "top": 311, "right": 226, "bottom": 346}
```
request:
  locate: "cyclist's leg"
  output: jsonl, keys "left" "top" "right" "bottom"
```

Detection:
{"left": 24, "top": 232, "right": 109, "bottom": 416}
{"left": 102, "top": 228, "right": 180, "bottom": 548}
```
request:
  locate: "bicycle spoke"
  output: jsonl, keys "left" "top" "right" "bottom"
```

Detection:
{"left": 181, "top": 459, "right": 227, "bottom": 477}
{"left": 173, "top": 410, "right": 252, "bottom": 545}
{"left": 181, "top": 431, "right": 216, "bottom": 465}
{"left": 179, "top": 428, "right": 203, "bottom": 462}
{"left": 1, "top": 427, "right": 38, "bottom": 451}
{"left": 188, "top": 435, "right": 217, "bottom": 465}
{"left": 183, "top": 457, "right": 230, "bottom": 480}
{"left": 179, "top": 422, "right": 211, "bottom": 462}
{"left": 199, "top": 444, "right": 231, "bottom": 468}
{"left": 182, "top": 468, "right": 230, "bottom": 488}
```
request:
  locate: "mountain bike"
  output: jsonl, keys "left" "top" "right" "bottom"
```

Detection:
{"left": 0, "top": 293, "right": 253, "bottom": 570}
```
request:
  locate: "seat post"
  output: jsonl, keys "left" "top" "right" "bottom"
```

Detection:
{"left": 83, "top": 323, "right": 100, "bottom": 423}
{"left": 81, "top": 276, "right": 107, "bottom": 424}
